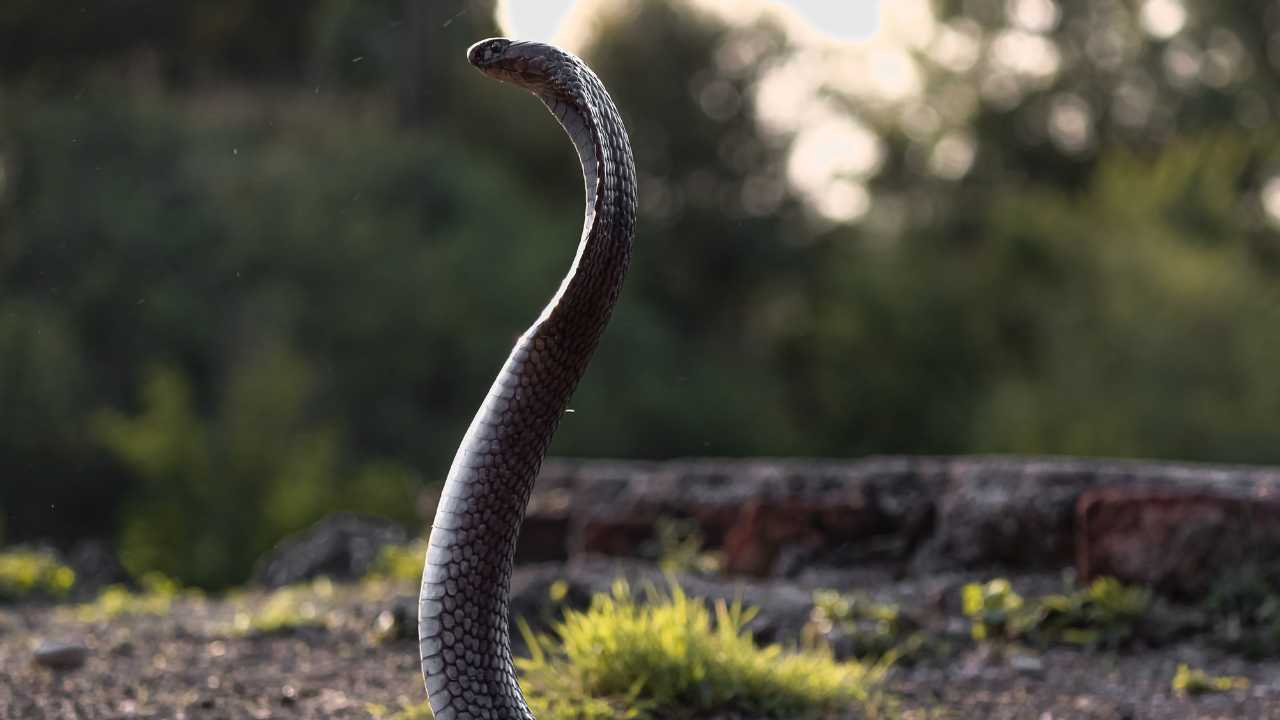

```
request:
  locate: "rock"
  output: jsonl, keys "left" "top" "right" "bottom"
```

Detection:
{"left": 515, "top": 503, "right": 572, "bottom": 564}
{"left": 911, "top": 457, "right": 1280, "bottom": 575}
{"left": 1076, "top": 488, "right": 1280, "bottom": 598}
{"left": 721, "top": 487, "right": 927, "bottom": 576}
{"left": 1010, "top": 653, "right": 1045, "bottom": 678}
{"left": 534, "top": 457, "right": 945, "bottom": 576}
{"left": 33, "top": 640, "right": 88, "bottom": 670}
{"left": 525, "top": 457, "right": 1280, "bottom": 593}
{"left": 252, "top": 513, "right": 407, "bottom": 588}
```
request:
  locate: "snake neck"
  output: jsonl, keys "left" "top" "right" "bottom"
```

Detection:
{"left": 419, "top": 45, "right": 635, "bottom": 720}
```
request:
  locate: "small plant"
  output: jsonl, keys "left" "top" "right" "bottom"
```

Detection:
{"left": 805, "top": 589, "right": 925, "bottom": 661}
{"left": 962, "top": 578, "right": 1028, "bottom": 642}
{"left": 1171, "top": 663, "right": 1249, "bottom": 696}
{"left": 1033, "top": 577, "right": 1151, "bottom": 649}
{"left": 74, "top": 572, "right": 187, "bottom": 621}
{"left": 0, "top": 548, "right": 76, "bottom": 602}
{"left": 652, "top": 518, "right": 720, "bottom": 575}
{"left": 516, "top": 580, "right": 886, "bottom": 719}
{"left": 233, "top": 577, "right": 334, "bottom": 635}
{"left": 963, "top": 577, "right": 1152, "bottom": 648}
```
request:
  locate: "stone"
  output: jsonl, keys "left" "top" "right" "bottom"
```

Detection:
{"left": 911, "top": 457, "right": 1280, "bottom": 575}
{"left": 1076, "top": 488, "right": 1280, "bottom": 598}
{"left": 1010, "top": 653, "right": 1045, "bottom": 678}
{"left": 524, "top": 457, "right": 1280, "bottom": 589}
{"left": 533, "top": 457, "right": 945, "bottom": 576}
{"left": 33, "top": 640, "right": 88, "bottom": 670}
{"left": 252, "top": 513, "right": 407, "bottom": 588}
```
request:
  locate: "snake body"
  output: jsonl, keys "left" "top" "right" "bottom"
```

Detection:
{"left": 418, "top": 38, "right": 636, "bottom": 720}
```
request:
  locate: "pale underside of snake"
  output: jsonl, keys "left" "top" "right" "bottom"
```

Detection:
{"left": 417, "top": 38, "right": 637, "bottom": 720}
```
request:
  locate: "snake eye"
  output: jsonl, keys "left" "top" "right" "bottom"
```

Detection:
{"left": 468, "top": 38, "right": 512, "bottom": 68}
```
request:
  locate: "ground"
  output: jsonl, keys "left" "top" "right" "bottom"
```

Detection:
{"left": 2, "top": 574, "right": 1278, "bottom": 720}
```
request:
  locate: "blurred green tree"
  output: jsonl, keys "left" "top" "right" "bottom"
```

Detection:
{"left": 2, "top": 0, "right": 1280, "bottom": 585}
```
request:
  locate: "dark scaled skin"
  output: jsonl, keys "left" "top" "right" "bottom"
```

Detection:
{"left": 418, "top": 39, "right": 636, "bottom": 720}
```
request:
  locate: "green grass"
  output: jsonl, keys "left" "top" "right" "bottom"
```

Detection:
{"left": 231, "top": 577, "right": 334, "bottom": 635}
{"left": 652, "top": 518, "right": 721, "bottom": 575}
{"left": 962, "top": 577, "right": 1150, "bottom": 649}
{"left": 805, "top": 589, "right": 933, "bottom": 663}
{"left": 1034, "top": 577, "right": 1150, "bottom": 648}
{"left": 517, "top": 580, "right": 887, "bottom": 720}
{"left": 0, "top": 549, "right": 76, "bottom": 602}
{"left": 72, "top": 572, "right": 190, "bottom": 621}
{"left": 1171, "top": 663, "right": 1249, "bottom": 696}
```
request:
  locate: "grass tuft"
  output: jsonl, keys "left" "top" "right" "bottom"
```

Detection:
{"left": 962, "top": 577, "right": 1150, "bottom": 649}
{"left": 517, "top": 579, "right": 886, "bottom": 719}
{"left": 0, "top": 549, "right": 76, "bottom": 602}
{"left": 74, "top": 572, "right": 189, "bottom": 621}
{"left": 1171, "top": 663, "right": 1249, "bottom": 696}
{"left": 805, "top": 589, "right": 933, "bottom": 663}
{"left": 652, "top": 518, "right": 721, "bottom": 575}
{"left": 232, "top": 577, "right": 334, "bottom": 635}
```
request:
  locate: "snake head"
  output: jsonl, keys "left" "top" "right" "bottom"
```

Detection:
{"left": 467, "top": 37, "right": 559, "bottom": 93}
{"left": 467, "top": 38, "right": 512, "bottom": 68}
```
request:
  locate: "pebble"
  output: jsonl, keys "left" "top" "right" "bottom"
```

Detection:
{"left": 33, "top": 640, "right": 89, "bottom": 670}
{"left": 1010, "top": 653, "right": 1045, "bottom": 678}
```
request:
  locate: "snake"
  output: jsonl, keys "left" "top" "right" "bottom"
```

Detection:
{"left": 417, "top": 38, "right": 637, "bottom": 720}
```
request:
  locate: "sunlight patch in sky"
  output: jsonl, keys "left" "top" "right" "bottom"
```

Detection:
{"left": 498, "top": 1, "right": 906, "bottom": 225}
{"left": 1262, "top": 177, "right": 1280, "bottom": 227}
{"left": 499, "top": 1, "right": 880, "bottom": 45}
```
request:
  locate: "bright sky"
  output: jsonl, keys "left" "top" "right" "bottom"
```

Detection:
{"left": 496, "top": 0, "right": 916, "bottom": 225}
{"left": 499, "top": 1, "right": 882, "bottom": 44}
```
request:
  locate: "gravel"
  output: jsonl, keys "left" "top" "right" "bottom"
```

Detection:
{"left": 2, "top": 573, "right": 1278, "bottom": 720}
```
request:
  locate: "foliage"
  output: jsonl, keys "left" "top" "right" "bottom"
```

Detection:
{"left": 962, "top": 579, "right": 1028, "bottom": 642}
{"left": 74, "top": 573, "right": 191, "bottom": 622}
{"left": 1031, "top": 578, "right": 1151, "bottom": 649}
{"left": 805, "top": 589, "right": 930, "bottom": 662}
{"left": 516, "top": 580, "right": 885, "bottom": 719}
{"left": 5, "top": 0, "right": 1280, "bottom": 585}
{"left": 962, "top": 136, "right": 1280, "bottom": 460}
{"left": 652, "top": 518, "right": 721, "bottom": 575}
{"left": 231, "top": 577, "right": 334, "bottom": 635}
{"left": 94, "top": 359, "right": 419, "bottom": 589}
{"left": 1171, "top": 663, "right": 1249, "bottom": 697}
{"left": 962, "top": 577, "right": 1150, "bottom": 648}
{"left": 0, "top": 549, "right": 75, "bottom": 602}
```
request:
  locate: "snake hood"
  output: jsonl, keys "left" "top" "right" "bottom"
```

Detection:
{"left": 467, "top": 38, "right": 579, "bottom": 98}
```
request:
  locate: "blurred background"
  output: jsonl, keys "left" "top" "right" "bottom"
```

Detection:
{"left": 1, "top": 0, "right": 1279, "bottom": 589}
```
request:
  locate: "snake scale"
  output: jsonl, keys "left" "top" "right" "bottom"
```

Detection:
{"left": 418, "top": 38, "right": 637, "bottom": 720}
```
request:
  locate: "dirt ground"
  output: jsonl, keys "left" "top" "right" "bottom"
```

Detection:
{"left": 2, "top": 582, "right": 1278, "bottom": 720}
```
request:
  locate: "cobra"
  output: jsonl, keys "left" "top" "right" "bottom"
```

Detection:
{"left": 418, "top": 38, "right": 637, "bottom": 720}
